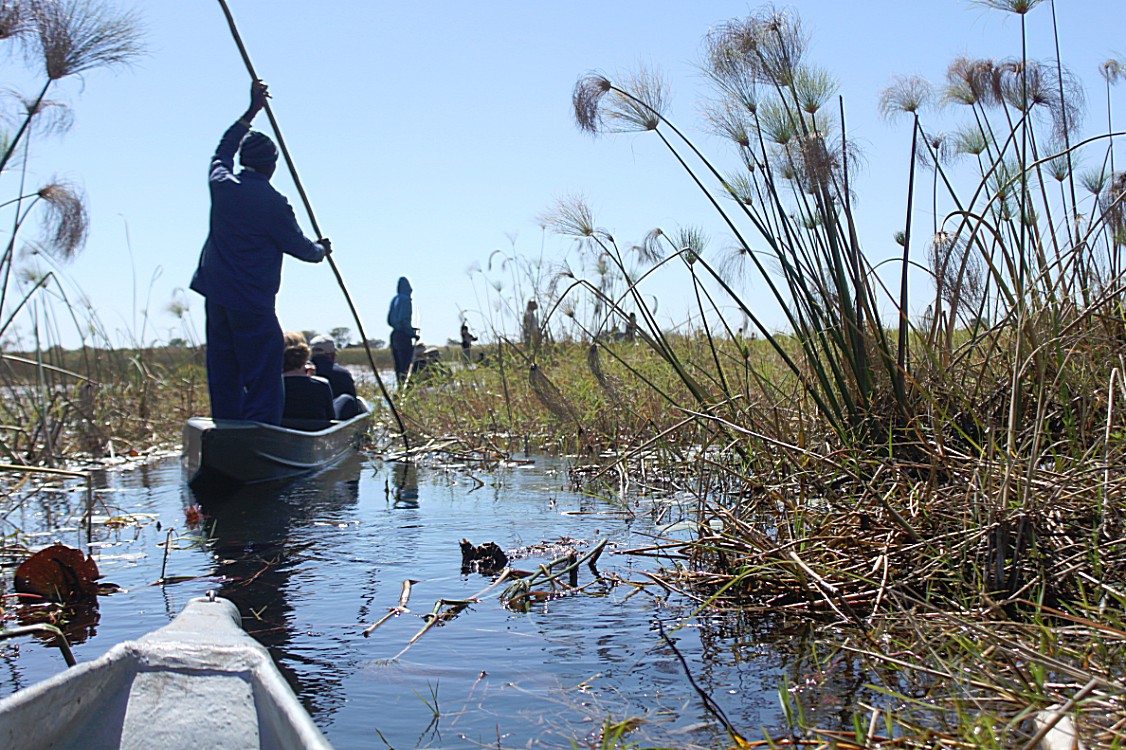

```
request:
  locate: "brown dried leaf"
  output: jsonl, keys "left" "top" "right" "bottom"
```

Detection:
{"left": 14, "top": 543, "right": 101, "bottom": 603}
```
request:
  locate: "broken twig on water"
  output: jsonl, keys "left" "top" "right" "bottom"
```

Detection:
{"left": 384, "top": 571, "right": 513, "bottom": 659}
{"left": 362, "top": 578, "right": 420, "bottom": 637}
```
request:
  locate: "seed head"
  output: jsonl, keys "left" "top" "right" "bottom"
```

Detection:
{"left": 573, "top": 73, "right": 612, "bottom": 134}
{"left": 1101, "top": 59, "right": 1124, "bottom": 85}
{"left": 972, "top": 0, "right": 1044, "bottom": 14}
{"left": 879, "top": 75, "right": 933, "bottom": 121}
{"left": 36, "top": 180, "right": 87, "bottom": 259}
{"left": 602, "top": 67, "right": 668, "bottom": 134}
{"left": 0, "top": 1, "right": 27, "bottom": 40}
{"left": 28, "top": 0, "right": 144, "bottom": 82}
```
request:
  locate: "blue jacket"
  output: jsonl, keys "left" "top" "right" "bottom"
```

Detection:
{"left": 387, "top": 277, "right": 413, "bottom": 333}
{"left": 191, "top": 121, "right": 326, "bottom": 311}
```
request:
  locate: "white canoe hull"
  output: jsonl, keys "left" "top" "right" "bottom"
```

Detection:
{"left": 0, "top": 596, "right": 333, "bottom": 750}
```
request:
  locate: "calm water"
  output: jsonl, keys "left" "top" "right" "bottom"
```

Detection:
{"left": 0, "top": 452, "right": 808, "bottom": 748}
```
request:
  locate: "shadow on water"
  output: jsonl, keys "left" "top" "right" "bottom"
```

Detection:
{"left": 191, "top": 454, "right": 366, "bottom": 720}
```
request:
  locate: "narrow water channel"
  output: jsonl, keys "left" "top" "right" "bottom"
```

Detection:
{"left": 0, "top": 452, "right": 810, "bottom": 748}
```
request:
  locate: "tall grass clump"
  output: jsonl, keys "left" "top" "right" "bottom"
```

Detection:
{"left": 406, "top": 3, "right": 1126, "bottom": 746}
{"left": 550, "top": 3, "right": 1126, "bottom": 746}
{"left": 571, "top": 44, "right": 926, "bottom": 467}
{"left": 0, "top": 0, "right": 167, "bottom": 467}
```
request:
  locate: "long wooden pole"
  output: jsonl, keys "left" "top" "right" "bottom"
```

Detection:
{"left": 216, "top": 0, "right": 408, "bottom": 448}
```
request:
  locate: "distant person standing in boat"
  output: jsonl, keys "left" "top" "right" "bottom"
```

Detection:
{"left": 387, "top": 277, "right": 416, "bottom": 384}
{"left": 459, "top": 321, "right": 477, "bottom": 364}
{"left": 190, "top": 80, "right": 331, "bottom": 424}
{"left": 624, "top": 312, "right": 638, "bottom": 343}
{"left": 522, "top": 300, "right": 540, "bottom": 349}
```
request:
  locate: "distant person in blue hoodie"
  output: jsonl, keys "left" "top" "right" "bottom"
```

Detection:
{"left": 387, "top": 277, "right": 416, "bottom": 384}
{"left": 190, "top": 80, "right": 331, "bottom": 424}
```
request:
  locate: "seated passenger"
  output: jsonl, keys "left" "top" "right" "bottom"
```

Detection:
{"left": 308, "top": 333, "right": 362, "bottom": 420}
{"left": 333, "top": 392, "right": 362, "bottom": 420}
{"left": 309, "top": 334, "right": 356, "bottom": 396}
{"left": 282, "top": 331, "right": 334, "bottom": 422}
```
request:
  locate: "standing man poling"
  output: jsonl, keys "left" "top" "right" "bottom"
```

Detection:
{"left": 190, "top": 80, "right": 331, "bottom": 424}
{"left": 387, "top": 277, "right": 416, "bottom": 384}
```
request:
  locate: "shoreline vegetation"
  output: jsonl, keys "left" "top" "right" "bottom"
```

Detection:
{"left": 1, "top": 1, "right": 1125, "bottom": 748}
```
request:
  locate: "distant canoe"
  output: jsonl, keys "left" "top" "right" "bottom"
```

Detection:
{"left": 0, "top": 595, "right": 334, "bottom": 750}
{"left": 182, "top": 399, "right": 372, "bottom": 491}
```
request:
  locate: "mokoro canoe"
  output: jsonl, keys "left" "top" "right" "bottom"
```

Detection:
{"left": 0, "top": 595, "right": 333, "bottom": 750}
{"left": 182, "top": 398, "right": 372, "bottom": 491}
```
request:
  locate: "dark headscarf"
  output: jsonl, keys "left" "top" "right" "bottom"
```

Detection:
{"left": 239, "top": 130, "right": 278, "bottom": 169}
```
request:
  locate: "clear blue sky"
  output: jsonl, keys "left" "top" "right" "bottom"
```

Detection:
{"left": 4, "top": 1, "right": 1123, "bottom": 350}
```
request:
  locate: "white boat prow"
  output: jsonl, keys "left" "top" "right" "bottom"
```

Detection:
{"left": 0, "top": 595, "right": 333, "bottom": 750}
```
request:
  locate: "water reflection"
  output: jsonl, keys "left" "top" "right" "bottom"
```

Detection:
{"left": 14, "top": 601, "right": 99, "bottom": 648}
{"left": 194, "top": 455, "right": 364, "bottom": 720}
{"left": 390, "top": 460, "right": 419, "bottom": 508}
{"left": 1, "top": 453, "right": 811, "bottom": 747}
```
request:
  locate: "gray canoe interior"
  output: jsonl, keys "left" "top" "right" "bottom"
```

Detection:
{"left": 0, "top": 596, "right": 333, "bottom": 750}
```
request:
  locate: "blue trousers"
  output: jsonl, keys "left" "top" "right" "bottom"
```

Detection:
{"left": 390, "top": 329, "right": 414, "bottom": 381}
{"left": 205, "top": 300, "right": 284, "bottom": 424}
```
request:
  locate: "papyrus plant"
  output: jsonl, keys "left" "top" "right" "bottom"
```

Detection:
{"left": 573, "top": 8, "right": 909, "bottom": 448}
{"left": 0, "top": 0, "right": 142, "bottom": 332}
{"left": 0, "top": 0, "right": 143, "bottom": 464}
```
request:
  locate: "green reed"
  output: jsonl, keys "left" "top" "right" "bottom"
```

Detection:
{"left": 403, "top": 2, "right": 1126, "bottom": 746}
{"left": 0, "top": 2, "right": 149, "bottom": 468}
